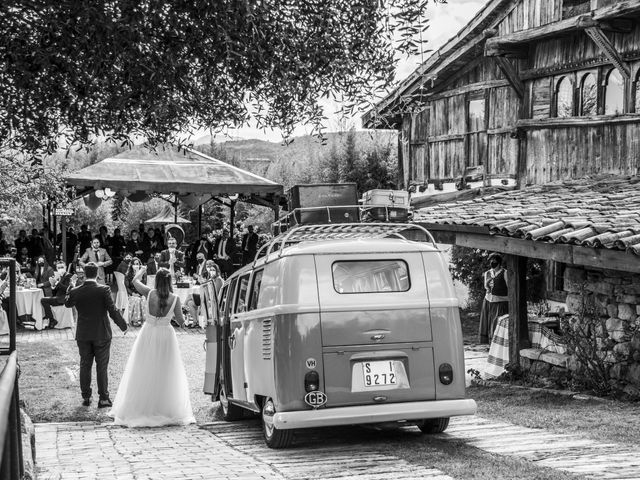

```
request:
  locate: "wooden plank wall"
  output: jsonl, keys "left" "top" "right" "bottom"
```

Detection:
{"left": 404, "top": 58, "right": 519, "bottom": 184}
{"left": 526, "top": 123, "right": 640, "bottom": 183}
{"left": 532, "top": 25, "right": 640, "bottom": 71}
{"left": 498, "top": 0, "right": 563, "bottom": 36}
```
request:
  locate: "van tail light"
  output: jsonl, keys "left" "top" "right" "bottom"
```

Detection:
{"left": 304, "top": 371, "right": 320, "bottom": 392}
{"left": 439, "top": 363, "right": 453, "bottom": 385}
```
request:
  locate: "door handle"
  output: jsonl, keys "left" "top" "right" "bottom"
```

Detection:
{"left": 371, "top": 334, "right": 385, "bottom": 342}
{"left": 228, "top": 333, "right": 236, "bottom": 349}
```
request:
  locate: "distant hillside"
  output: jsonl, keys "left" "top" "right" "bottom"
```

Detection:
{"left": 196, "top": 130, "right": 398, "bottom": 167}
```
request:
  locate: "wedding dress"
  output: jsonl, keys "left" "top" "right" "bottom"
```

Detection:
{"left": 109, "top": 291, "right": 195, "bottom": 427}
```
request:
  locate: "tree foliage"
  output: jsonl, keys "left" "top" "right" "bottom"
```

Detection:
{"left": 1, "top": 0, "right": 441, "bottom": 162}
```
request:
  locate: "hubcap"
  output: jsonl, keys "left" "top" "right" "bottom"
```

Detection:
{"left": 262, "top": 399, "right": 276, "bottom": 438}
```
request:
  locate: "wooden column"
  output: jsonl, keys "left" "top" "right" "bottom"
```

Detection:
{"left": 506, "top": 254, "right": 529, "bottom": 366}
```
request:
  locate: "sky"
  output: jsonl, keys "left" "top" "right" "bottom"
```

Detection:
{"left": 192, "top": 0, "right": 486, "bottom": 144}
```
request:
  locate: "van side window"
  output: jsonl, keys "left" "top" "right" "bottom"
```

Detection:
{"left": 332, "top": 260, "right": 410, "bottom": 294}
{"left": 234, "top": 274, "right": 250, "bottom": 313}
{"left": 219, "top": 285, "right": 229, "bottom": 315}
{"left": 248, "top": 270, "right": 264, "bottom": 311}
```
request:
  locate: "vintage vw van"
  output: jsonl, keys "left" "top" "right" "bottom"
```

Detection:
{"left": 203, "top": 223, "right": 476, "bottom": 448}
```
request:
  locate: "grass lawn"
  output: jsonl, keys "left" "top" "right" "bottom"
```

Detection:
{"left": 469, "top": 385, "right": 640, "bottom": 447}
{"left": 18, "top": 333, "right": 219, "bottom": 424}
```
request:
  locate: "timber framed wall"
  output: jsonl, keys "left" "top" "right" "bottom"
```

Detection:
{"left": 388, "top": 0, "right": 640, "bottom": 191}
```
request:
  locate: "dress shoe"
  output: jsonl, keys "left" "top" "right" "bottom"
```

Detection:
{"left": 82, "top": 398, "right": 91, "bottom": 407}
{"left": 98, "top": 398, "right": 112, "bottom": 409}
{"left": 48, "top": 319, "right": 58, "bottom": 329}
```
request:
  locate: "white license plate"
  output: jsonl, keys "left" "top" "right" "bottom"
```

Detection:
{"left": 362, "top": 361, "right": 397, "bottom": 387}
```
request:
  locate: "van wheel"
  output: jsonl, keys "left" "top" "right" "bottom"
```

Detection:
{"left": 417, "top": 417, "right": 450, "bottom": 434}
{"left": 262, "top": 398, "right": 293, "bottom": 449}
{"left": 219, "top": 382, "right": 244, "bottom": 421}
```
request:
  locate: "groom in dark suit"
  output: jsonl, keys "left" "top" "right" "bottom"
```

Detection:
{"left": 65, "top": 263, "right": 128, "bottom": 407}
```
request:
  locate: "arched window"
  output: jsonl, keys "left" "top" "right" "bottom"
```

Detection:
{"left": 580, "top": 73, "right": 597, "bottom": 116}
{"left": 604, "top": 69, "right": 624, "bottom": 115}
{"left": 555, "top": 76, "right": 573, "bottom": 117}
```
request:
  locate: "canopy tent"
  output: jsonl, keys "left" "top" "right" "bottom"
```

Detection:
{"left": 65, "top": 145, "right": 283, "bottom": 206}
{"left": 59, "top": 145, "right": 283, "bottom": 261}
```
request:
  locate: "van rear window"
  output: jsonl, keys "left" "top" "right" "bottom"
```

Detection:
{"left": 332, "top": 260, "right": 410, "bottom": 294}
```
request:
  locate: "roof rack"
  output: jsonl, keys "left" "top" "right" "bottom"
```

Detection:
{"left": 252, "top": 222, "right": 436, "bottom": 267}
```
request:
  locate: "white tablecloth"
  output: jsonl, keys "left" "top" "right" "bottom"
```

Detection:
{"left": 16, "top": 288, "right": 45, "bottom": 330}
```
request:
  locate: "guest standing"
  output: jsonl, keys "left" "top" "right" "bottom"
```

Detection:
{"left": 478, "top": 253, "right": 509, "bottom": 344}
{"left": 79, "top": 238, "right": 113, "bottom": 284}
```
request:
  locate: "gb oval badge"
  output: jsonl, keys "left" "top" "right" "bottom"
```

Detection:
{"left": 304, "top": 391, "right": 327, "bottom": 409}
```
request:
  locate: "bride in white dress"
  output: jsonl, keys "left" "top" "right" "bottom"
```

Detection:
{"left": 109, "top": 267, "right": 195, "bottom": 427}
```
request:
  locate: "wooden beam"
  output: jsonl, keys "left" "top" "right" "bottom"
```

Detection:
{"left": 455, "top": 232, "right": 640, "bottom": 273}
{"left": 405, "top": 80, "right": 511, "bottom": 103}
{"left": 585, "top": 26, "right": 631, "bottom": 79}
{"left": 494, "top": 57, "right": 525, "bottom": 98}
{"left": 517, "top": 113, "right": 640, "bottom": 129}
{"left": 506, "top": 254, "right": 529, "bottom": 366}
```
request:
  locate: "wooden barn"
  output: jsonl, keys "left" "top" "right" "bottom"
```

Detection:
{"left": 364, "top": 0, "right": 640, "bottom": 198}
{"left": 365, "top": 0, "right": 640, "bottom": 392}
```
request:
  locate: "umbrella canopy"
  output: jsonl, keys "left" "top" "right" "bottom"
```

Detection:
{"left": 65, "top": 145, "right": 283, "bottom": 200}
{"left": 144, "top": 204, "right": 191, "bottom": 224}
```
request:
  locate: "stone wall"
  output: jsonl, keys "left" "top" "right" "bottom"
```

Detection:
{"left": 563, "top": 266, "right": 640, "bottom": 395}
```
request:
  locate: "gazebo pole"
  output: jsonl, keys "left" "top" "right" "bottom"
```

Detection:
{"left": 229, "top": 201, "right": 235, "bottom": 239}
{"left": 198, "top": 205, "right": 202, "bottom": 239}
{"left": 173, "top": 194, "right": 178, "bottom": 224}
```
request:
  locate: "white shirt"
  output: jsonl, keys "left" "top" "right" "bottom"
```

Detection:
{"left": 217, "top": 239, "right": 228, "bottom": 259}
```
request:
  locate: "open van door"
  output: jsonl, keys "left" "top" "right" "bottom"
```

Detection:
{"left": 203, "top": 281, "right": 221, "bottom": 399}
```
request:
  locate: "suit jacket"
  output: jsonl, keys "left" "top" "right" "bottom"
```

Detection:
{"left": 34, "top": 264, "right": 55, "bottom": 296}
{"left": 51, "top": 273, "right": 72, "bottom": 299}
{"left": 146, "top": 259, "right": 160, "bottom": 275}
{"left": 158, "top": 249, "right": 185, "bottom": 271}
{"left": 213, "top": 238, "right": 235, "bottom": 259}
{"left": 65, "top": 280, "right": 127, "bottom": 341}
{"left": 79, "top": 248, "right": 112, "bottom": 282}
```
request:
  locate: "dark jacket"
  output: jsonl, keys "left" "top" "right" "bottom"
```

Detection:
{"left": 34, "top": 263, "right": 55, "bottom": 296}
{"left": 65, "top": 280, "right": 127, "bottom": 341}
{"left": 158, "top": 249, "right": 185, "bottom": 271}
{"left": 213, "top": 237, "right": 235, "bottom": 259}
{"left": 146, "top": 259, "right": 161, "bottom": 275}
{"left": 51, "top": 273, "right": 72, "bottom": 299}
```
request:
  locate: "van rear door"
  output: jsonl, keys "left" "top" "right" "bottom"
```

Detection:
{"left": 316, "top": 253, "right": 436, "bottom": 407}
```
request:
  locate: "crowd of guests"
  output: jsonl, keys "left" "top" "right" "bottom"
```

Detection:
{"left": 0, "top": 222, "right": 270, "bottom": 331}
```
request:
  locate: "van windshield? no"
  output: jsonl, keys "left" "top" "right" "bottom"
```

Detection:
{"left": 332, "top": 260, "right": 410, "bottom": 294}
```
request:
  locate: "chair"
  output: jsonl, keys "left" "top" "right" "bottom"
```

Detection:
{"left": 113, "top": 272, "right": 129, "bottom": 318}
{"left": 51, "top": 305, "right": 74, "bottom": 329}
{"left": 0, "top": 308, "right": 8, "bottom": 335}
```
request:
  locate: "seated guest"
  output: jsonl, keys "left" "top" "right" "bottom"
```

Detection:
{"left": 146, "top": 252, "right": 161, "bottom": 275}
{"left": 126, "top": 230, "right": 145, "bottom": 259}
{"left": 116, "top": 253, "right": 133, "bottom": 275}
{"left": 17, "top": 247, "right": 33, "bottom": 275}
{"left": 33, "top": 256, "right": 55, "bottom": 296}
{"left": 158, "top": 237, "right": 185, "bottom": 277}
{"left": 143, "top": 228, "right": 164, "bottom": 262}
{"left": 41, "top": 261, "right": 73, "bottom": 329}
{"left": 125, "top": 257, "right": 147, "bottom": 327}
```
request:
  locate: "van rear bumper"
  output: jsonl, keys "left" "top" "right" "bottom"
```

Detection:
{"left": 273, "top": 399, "right": 477, "bottom": 430}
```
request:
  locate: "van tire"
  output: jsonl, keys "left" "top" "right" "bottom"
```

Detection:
{"left": 417, "top": 417, "right": 450, "bottom": 434}
{"left": 262, "top": 398, "right": 293, "bottom": 449}
{"left": 219, "top": 382, "right": 244, "bottom": 421}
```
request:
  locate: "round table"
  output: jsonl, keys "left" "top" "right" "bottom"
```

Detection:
{"left": 15, "top": 288, "right": 45, "bottom": 330}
